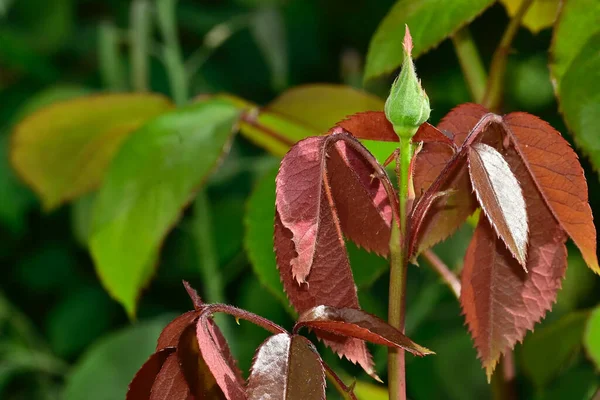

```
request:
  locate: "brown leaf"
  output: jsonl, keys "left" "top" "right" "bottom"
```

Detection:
{"left": 178, "top": 324, "right": 226, "bottom": 399}
{"left": 461, "top": 148, "right": 568, "bottom": 379}
{"left": 296, "top": 306, "right": 433, "bottom": 356}
{"left": 196, "top": 313, "right": 246, "bottom": 400}
{"left": 247, "top": 333, "right": 326, "bottom": 400}
{"left": 148, "top": 353, "right": 191, "bottom": 400}
{"left": 502, "top": 112, "right": 599, "bottom": 274}
{"left": 468, "top": 143, "right": 528, "bottom": 268}
{"left": 327, "top": 139, "right": 394, "bottom": 256}
{"left": 183, "top": 280, "right": 204, "bottom": 310}
{"left": 274, "top": 212, "right": 376, "bottom": 378}
{"left": 275, "top": 132, "right": 393, "bottom": 282}
{"left": 410, "top": 104, "right": 488, "bottom": 256}
{"left": 412, "top": 122, "right": 455, "bottom": 147}
{"left": 334, "top": 111, "right": 398, "bottom": 142}
{"left": 127, "top": 348, "right": 174, "bottom": 400}
{"left": 157, "top": 311, "right": 198, "bottom": 351}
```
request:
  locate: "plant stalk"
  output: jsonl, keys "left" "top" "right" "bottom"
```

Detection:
{"left": 451, "top": 26, "right": 487, "bottom": 103}
{"left": 156, "top": 0, "right": 188, "bottom": 105}
{"left": 129, "top": 0, "right": 151, "bottom": 92}
{"left": 388, "top": 137, "right": 413, "bottom": 400}
{"left": 482, "top": 0, "right": 534, "bottom": 112}
{"left": 422, "top": 249, "right": 461, "bottom": 299}
{"left": 98, "top": 21, "right": 126, "bottom": 90}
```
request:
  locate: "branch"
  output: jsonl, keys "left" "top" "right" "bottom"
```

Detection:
{"left": 451, "top": 27, "right": 487, "bottom": 103}
{"left": 323, "top": 363, "right": 358, "bottom": 400}
{"left": 422, "top": 250, "right": 461, "bottom": 299}
{"left": 482, "top": 0, "right": 534, "bottom": 112}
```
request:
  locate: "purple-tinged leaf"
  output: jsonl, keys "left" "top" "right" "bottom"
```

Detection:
{"left": 157, "top": 311, "right": 198, "bottom": 350}
{"left": 196, "top": 314, "right": 246, "bottom": 400}
{"left": 183, "top": 280, "right": 204, "bottom": 310}
{"left": 247, "top": 333, "right": 326, "bottom": 400}
{"left": 334, "top": 111, "right": 398, "bottom": 142}
{"left": 468, "top": 143, "right": 528, "bottom": 268}
{"left": 148, "top": 353, "right": 191, "bottom": 400}
{"left": 127, "top": 348, "right": 174, "bottom": 400}
{"left": 296, "top": 306, "right": 433, "bottom": 356}
{"left": 178, "top": 324, "right": 226, "bottom": 399}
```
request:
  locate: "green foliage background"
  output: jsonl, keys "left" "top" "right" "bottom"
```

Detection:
{"left": 0, "top": 0, "right": 599, "bottom": 399}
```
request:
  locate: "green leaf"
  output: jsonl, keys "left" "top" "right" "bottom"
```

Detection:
{"left": 63, "top": 315, "right": 174, "bottom": 400}
{"left": 240, "top": 84, "right": 387, "bottom": 158}
{"left": 365, "top": 0, "right": 494, "bottom": 81}
{"left": 11, "top": 93, "right": 173, "bottom": 210}
{"left": 90, "top": 99, "right": 241, "bottom": 317}
{"left": 550, "top": 0, "right": 600, "bottom": 89}
{"left": 522, "top": 311, "right": 589, "bottom": 389}
{"left": 245, "top": 167, "right": 292, "bottom": 313}
{"left": 558, "top": 33, "right": 600, "bottom": 172}
{"left": 584, "top": 306, "right": 600, "bottom": 370}
{"left": 352, "top": 380, "right": 388, "bottom": 400}
{"left": 500, "top": 0, "right": 559, "bottom": 34}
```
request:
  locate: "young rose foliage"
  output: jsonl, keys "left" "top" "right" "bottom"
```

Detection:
{"left": 276, "top": 102, "right": 598, "bottom": 380}
{"left": 128, "top": 282, "right": 430, "bottom": 400}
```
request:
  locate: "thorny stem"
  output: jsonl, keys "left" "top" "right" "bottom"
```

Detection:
{"left": 422, "top": 250, "right": 461, "bottom": 299}
{"left": 323, "top": 363, "right": 358, "bottom": 400}
{"left": 482, "top": 0, "right": 534, "bottom": 112}
{"left": 451, "top": 26, "right": 487, "bottom": 103}
{"left": 388, "top": 137, "right": 413, "bottom": 400}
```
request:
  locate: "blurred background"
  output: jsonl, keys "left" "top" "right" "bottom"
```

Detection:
{"left": 0, "top": 0, "right": 599, "bottom": 399}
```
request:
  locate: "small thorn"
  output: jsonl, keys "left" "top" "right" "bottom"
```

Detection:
{"left": 235, "top": 317, "right": 241, "bottom": 325}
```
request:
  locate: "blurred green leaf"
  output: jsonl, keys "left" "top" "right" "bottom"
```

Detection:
{"left": 0, "top": 86, "right": 89, "bottom": 234}
{"left": 63, "top": 314, "right": 174, "bottom": 400}
{"left": 550, "top": 0, "right": 600, "bottom": 89}
{"left": 500, "top": 0, "right": 559, "bottom": 34}
{"left": 538, "top": 365, "right": 599, "bottom": 400}
{"left": 407, "top": 327, "right": 487, "bottom": 400}
{"left": 522, "top": 311, "right": 589, "bottom": 389}
{"left": 509, "top": 54, "right": 554, "bottom": 111}
{"left": 16, "top": 244, "right": 80, "bottom": 292}
{"left": 70, "top": 192, "right": 96, "bottom": 248}
{"left": 89, "top": 99, "right": 241, "bottom": 317}
{"left": 584, "top": 306, "right": 600, "bottom": 370}
{"left": 11, "top": 93, "right": 173, "bottom": 210}
{"left": 353, "top": 380, "right": 388, "bottom": 400}
{"left": 250, "top": 8, "right": 288, "bottom": 90}
{"left": 245, "top": 167, "right": 292, "bottom": 313}
{"left": 365, "top": 0, "right": 495, "bottom": 81}
{"left": 46, "top": 286, "right": 117, "bottom": 359}
{"left": 556, "top": 251, "right": 596, "bottom": 313}
{"left": 240, "top": 84, "right": 386, "bottom": 157}
{"left": 558, "top": 33, "right": 600, "bottom": 173}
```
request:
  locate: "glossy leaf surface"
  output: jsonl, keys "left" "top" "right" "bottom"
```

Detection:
{"left": 461, "top": 149, "right": 568, "bottom": 379}
{"left": 247, "top": 333, "right": 325, "bottom": 400}
{"left": 468, "top": 143, "right": 528, "bottom": 268}
{"left": 148, "top": 353, "right": 190, "bottom": 400}
{"left": 11, "top": 93, "right": 173, "bottom": 209}
{"left": 127, "top": 348, "right": 174, "bottom": 400}
{"left": 296, "top": 306, "right": 432, "bottom": 355}
{"left": 89, "top": 99, "right": 241, "bottom": 316}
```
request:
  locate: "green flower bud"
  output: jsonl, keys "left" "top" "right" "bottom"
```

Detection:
{"left": 384, "top": 25, "right": 431, "bottom": 139}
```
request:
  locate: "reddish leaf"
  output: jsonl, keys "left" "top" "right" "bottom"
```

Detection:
{"left": 157, "top": 311, "right": 198, "bottom": 350}
{"left": 274, "top": 212, "right": 376, "bottom": 378}
{"left": 334, "top": 111, "right": 398, "bottom": 142}
{"left": 296, "top": 306, "right": 433, "bottom": 356}
{"left": 196, "top": 313, "right": 246, "bottom": 400}
{"left": 148, "top": 353, "right": 191, "bottom": 400}
{"left": 247, "top": 333, "right": 326, "bottom": 400}
{"left": 412, "top": 122, "right": 455, "bottom": 147}
{"left": 468, "top": 143, "right": 528, "bottom": 268}
{"left": 275, "top": 133, "right": 393, "bottom": 283}
{"left": 461, "top": 148, "right": 568, "bottom": 379}
{"left": 502, "top": 112, "right": 599, "bottom": 274}
{"left": 327, "top": 138, "right": 394, "bottom": 256}
{"left": 177, "top": 324, "right": 226, "bottom": 399}
{"left": 183, "top": 280, "right": 204, "bottom": 310}
{"left": 127, "top": 348, "right": 174, "bottom": 400}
